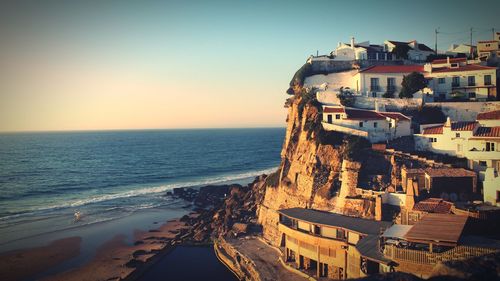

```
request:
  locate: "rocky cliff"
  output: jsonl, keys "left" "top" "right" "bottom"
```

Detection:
{"left": 257, "top": 86, "right": 378, "bottom": 245}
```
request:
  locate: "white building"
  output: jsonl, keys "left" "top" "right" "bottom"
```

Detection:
{"left": 446, "top": 44, "right": 476, "bottom": 58}
{"left": 425, "top": 57, "right": 497, "bottom": 101}
{"left": 322, "top": 105, "right": 412, "bottom": 143}
{"left": 352, "top": 65, "right": 425, "bottom": 97}
{"left": 332, "top": 37, "right": 394, "bottom": 61}
{"left": 477, "top": 32, "right": 500, "bottom": 60}
{"left": 384, "top": 40, "right": 434, "bottom": 61}
{"left": 414, "top": 112, "right": 500, "bottom": 205}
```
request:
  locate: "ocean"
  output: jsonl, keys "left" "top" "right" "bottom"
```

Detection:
{"left": 0, "top": 128, "right": 284, "bottom": 252}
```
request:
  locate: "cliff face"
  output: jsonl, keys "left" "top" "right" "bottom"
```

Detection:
{"left": 257, "top": 91, "right": 372, "bottom": 245}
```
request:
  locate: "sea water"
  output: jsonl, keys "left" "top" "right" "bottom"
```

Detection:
{"left": 0, "top": 128, "right": 284, "bottom": 251}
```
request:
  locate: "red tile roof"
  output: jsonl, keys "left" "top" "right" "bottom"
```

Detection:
{"left": 345, "top": 108, "right": 385, "bottom": 120}
{"left": 473, "top": 126, "right": 500, "bottom": 138}
{"left": 478, "top": 40, "right": 499, "bottom": 43}
{"left": 450, "top": 121, "right": 477, "bottom": 131}
{"left": 413, "top": 198, "right": 453, "bottom": 214}
{"left": 422, "top": 125, "right": 443, "bottom": 134}
{"left": 431, "top": 64, "right": 496, "bottom": 73}
{"left": 431, "top": 57, "right": 466, "bottom": 64}
{"left": 379, "top": 112, "right": 411, "bottom": 121}
{"left": 359, "top": 65, "right": 425, "bottom": 74}
{"left": 424, "top": 168, "right": 476, "bottom": 178}
{"left": 323, "top": 107, "right": 345, "bottom": 113}
{"left": 477, "top": 110, "right": 500, "bottom": 120}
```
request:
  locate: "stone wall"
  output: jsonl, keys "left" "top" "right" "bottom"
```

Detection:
{"left": 353, "top": 96, "right": 423, "bottom": 111}
{"left": 425, "top": 101, "right": 500, "bottom": 121}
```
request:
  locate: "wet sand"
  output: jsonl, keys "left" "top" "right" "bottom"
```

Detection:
{"left": 42, "top": 219, "right": 190, "bottom": 281}
{"left": 0, "top": 236, "right": 82, "bottom": 281}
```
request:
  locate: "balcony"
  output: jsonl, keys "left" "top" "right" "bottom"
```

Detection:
{"left": 468, "top": 82, "right": 476, "bottom": 87}
{"left": 452, "top": 83, "right": 460, "bottom": 88}
{"left": 370, "top": 85, "right": 380, "bottom": 92}
{"left": 386, "top": 86, "right": 396, "bottom": 93}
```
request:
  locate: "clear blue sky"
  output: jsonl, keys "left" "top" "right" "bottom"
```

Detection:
{"left": 1, "top": 0, "right": 499, "bottom": 131}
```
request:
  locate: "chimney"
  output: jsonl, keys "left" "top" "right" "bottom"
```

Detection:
{"left": 410, "top": 40, "right": 417, "bottom": 49}
{"left": 447, "top": 56, "right": 450, "bottom": 65}
{"left": 351, "top": 36, "right": 355, "bottom": 49}
{"left": 375, "top": 195, "right": 382, "bottom": 221}
{"left": 405, "top": 178, "right": 415, "bottom": 210}
{"left": 445, "top": 117, "right": 452, "bottom": 127}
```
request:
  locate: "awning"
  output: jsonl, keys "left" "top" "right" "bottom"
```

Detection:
{"left": 382, "top": 225, "right": 413, "bottom": 239}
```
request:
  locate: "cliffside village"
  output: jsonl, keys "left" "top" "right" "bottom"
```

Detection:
{"left": 215, "top": 35, "right": 500, "bottom": 281}
{"left": 276, "top": 36, "right": 500, "bottom": 279}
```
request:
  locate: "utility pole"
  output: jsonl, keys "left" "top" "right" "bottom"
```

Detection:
{"left": 434, "top": 28, "right": 439, "bottom": 54}
{"left": 493, "top": 28, "right": 496, "bottom": 39}
{"left": 470, "top": 27, "right": 474, "bottom": 59}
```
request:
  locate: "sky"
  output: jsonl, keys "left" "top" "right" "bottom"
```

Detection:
{"left": 0, "top": 0, "right": 499, "bottom": 132}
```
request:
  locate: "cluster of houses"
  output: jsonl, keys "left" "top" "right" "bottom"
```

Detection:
{"left": 316, "top": 35, "right": 499, "bottom": 208}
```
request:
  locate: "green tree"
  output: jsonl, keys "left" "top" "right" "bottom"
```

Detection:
{"left": 399, "top": 72, "right": 427, "bottom": 98}
{"left": 393, "top": 44, "right": 411, "bottom": 60}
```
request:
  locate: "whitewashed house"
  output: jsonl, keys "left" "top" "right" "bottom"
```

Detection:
{"left": 384, "top": 40, "right": 434, "bottom": 61}
{"left": 353, "top": 65, "right": 425, "bottom": 97}
{"left": 425, "top": 57, "right": 497, "bottom": 101}
{"left": 414, "top": 112, "right": 500, "bottom": 205}
{"left": 446, "top": 44, "right": 476, "bottom": 58}
{"left": 322, "top": 105, "right": 412, "bottom": 143}
{"left": 477, "top": 32, "right": 500, "bottom": 60}
{"left": 332, "top": 37, "right": 394, "bottom": 61}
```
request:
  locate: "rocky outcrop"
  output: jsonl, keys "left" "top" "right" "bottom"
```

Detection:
{"left": 257, "top": 90, "right": 376, "bottom": 245}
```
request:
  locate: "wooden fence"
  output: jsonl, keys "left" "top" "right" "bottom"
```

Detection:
{"left": 384, "top": 244, "right": 499, "bottom": 264}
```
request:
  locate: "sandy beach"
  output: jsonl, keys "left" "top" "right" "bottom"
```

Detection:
{"left": 0, "top": 236, "right": 82, "bottom": 281}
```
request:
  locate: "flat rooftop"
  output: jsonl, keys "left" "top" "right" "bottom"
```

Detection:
{"left": 278, "top": 208, "right": 392, "bottom": 235}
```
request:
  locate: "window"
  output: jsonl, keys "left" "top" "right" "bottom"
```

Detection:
{"left": 479, "top": 161, "right": 487, "bottom": 167}
{"left": 387, "top": 77, "right": 396, "bottom": 92}
{"left": 486, "top": 142, "right": 495, "bottom": 152}
{"left": 452, "top": 76, "right": 460, "bottom": 87}
{"left": 438, "top": 78, "right": 445, "bottom": 84}
{"left": 485, "top": 75, "right": 492, "bottom": 85}
{"left": 370, "top": 78, "right": 380, "bottom": 92}
{"left": 327, "top": 114, "right": 333, "bottom": 124}
{"left": 335, "top": 114, "right": 341, "bottom": 119}
{"left": 389, "top": 122, "right": 393, "bottom": 128}
{"left": 455, "top": 133, "right": 461, "bottom": 138}
{"left": 469, "top": 92, "right": 476, "bottom": 98}
{"left": 450, "top": 63, "right": 459, "bottom": 68}
{"left": 468, "top": 76, "right": 475, "bottom": 86}
{"left": 359, "top": 122, "right": 364, "bottom": 128}
{"left": 374, "top": 122, "right": 378, "bottom": 128}
{"left": 429, "top": 137, "right": 437, "bottom": 143}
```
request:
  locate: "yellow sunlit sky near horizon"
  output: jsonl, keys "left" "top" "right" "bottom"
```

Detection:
{"left": 0, "top": 0, "right": 499, "bottom": 132}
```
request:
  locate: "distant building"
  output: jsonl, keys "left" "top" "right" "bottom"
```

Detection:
{"left": 446, "top": 44, "right": 476, "bottom": 58}
{"left": 477, "top": 32, "right": 500, "bottom": 60}
{"left": 425, "top": 57, "right": 497, "bottom": 101}
{"left": 322, "top": 105, "right": 412, "bottom": 143}
{"left": 332, "top": 37, "right": 394, "bottom": 61}
{"left": 384, "top": 40, "right": 434, "bottom": 61}
{"left": 352, "top": 65, "right": 425, "bottom": 97}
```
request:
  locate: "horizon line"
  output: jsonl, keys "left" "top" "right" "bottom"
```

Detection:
{"left": 0, "top": 126, "right": 287, "bottom": 134}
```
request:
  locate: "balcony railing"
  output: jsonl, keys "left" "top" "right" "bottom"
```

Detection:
{"left": 452, "top": 83, "right": 460, "bottom": 88}
{"left": 383, "top": 244, "right": 499, "bottom": 265}
{"left": 386, "top": 86, "right": 396, "bottom": 93}
{"left": 468, "top": 82, "right": 476, "bottom": 86}
{"left": 370, "top": 85, "right": 380, "bottom": 92}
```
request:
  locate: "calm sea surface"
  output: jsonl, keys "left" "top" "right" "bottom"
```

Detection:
{"left": 0, "top": 128, "right": 284, "bottom": 248}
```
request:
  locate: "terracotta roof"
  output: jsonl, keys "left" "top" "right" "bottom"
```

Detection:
{"left": 360, "top": 65, "right": 425, "bottom": 74}
{"left": 413, "top": 198, "right": 453, "bottom": 214}
{"left": 379, "top": 112, "right": 411, "bottom": 121}
{"left": 431, "top": 57, "right": 466, "bottom": 64}
{"left": 478, "top": 40, "right": 499, "bottom": 43}
{"left": 424, "top": 168, "right": 476, "bottom": 178}
{"left": 404, "top": 213, "right": 468, "bottom": 245}
{"left": 477, "top": 110, "right": 500, "bottom": 120}
{"left": 422, "top": 125, "right": 443, "bottom": 134}
{"left": 473, "top": 126, "right": 500, "bottom": 138}
{"left": 344, "top": 108, "right": 385, "bottom": 120}
{"left": 450, "top": 121, "right": 477, "bottom": 131}
{"left": 323, "top": 107, "right": 345, "bottom": 113}
{"left": 431, "top": 64, "right": 496, "bottom": 73}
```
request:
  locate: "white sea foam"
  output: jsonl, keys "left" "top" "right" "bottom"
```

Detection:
{"left": 0, "top": 166, "right": 278, "bottom": 221}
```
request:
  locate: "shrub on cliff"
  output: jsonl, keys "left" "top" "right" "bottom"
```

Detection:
{"left": 342, "top": 135, "right": 371, "bottom": 161}
{"left": 337, "top": 87, "right": 355, "bottom": 107}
